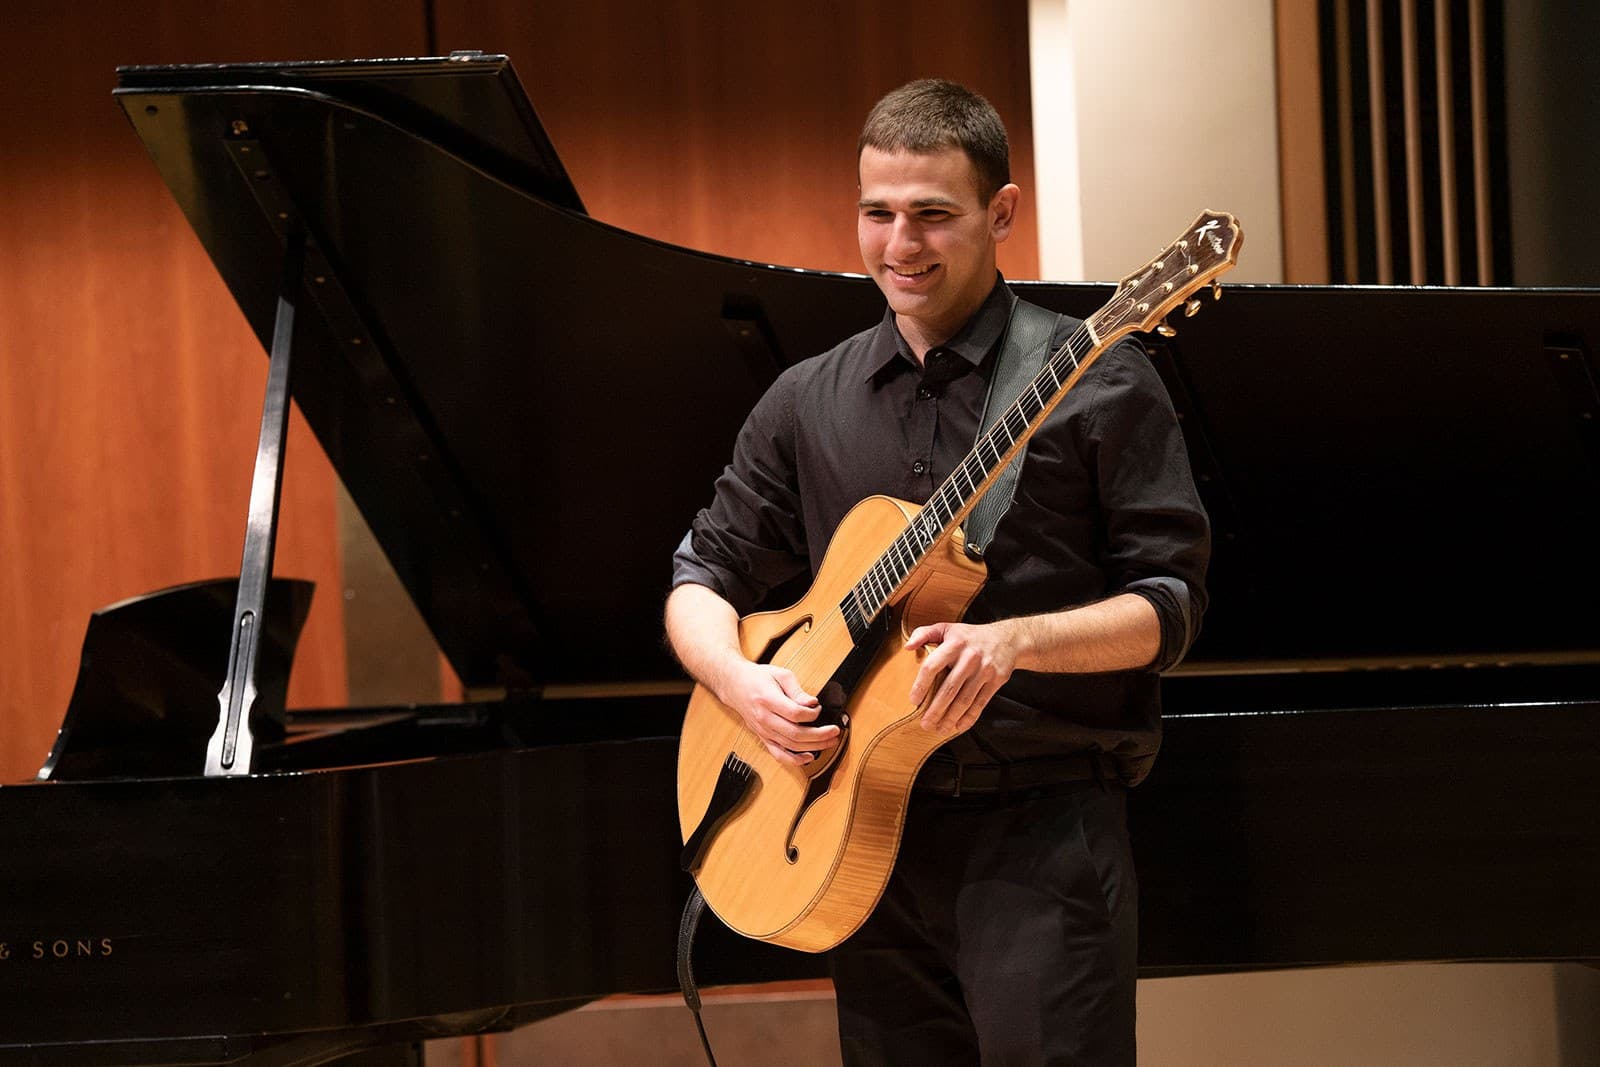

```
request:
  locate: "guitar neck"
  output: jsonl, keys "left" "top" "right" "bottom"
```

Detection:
{"left": 842, "top": 320, "right": 1106, "bottom": 629}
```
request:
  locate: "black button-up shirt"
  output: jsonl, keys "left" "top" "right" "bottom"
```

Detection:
{"left": 672, "top": 280, "right": 1209, "bottom": 784}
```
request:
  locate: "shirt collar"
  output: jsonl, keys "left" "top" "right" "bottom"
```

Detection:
{"left": 861, "top": 274, "right": 1014, "bottom": 383}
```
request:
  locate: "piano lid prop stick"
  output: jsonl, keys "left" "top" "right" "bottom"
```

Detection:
{"left": 205, "top": 229, "right": 305, "bottom": 777}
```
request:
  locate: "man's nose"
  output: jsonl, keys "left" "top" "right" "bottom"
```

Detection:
{"left": 887, "top": 216, "right": 922, "bottom": 256}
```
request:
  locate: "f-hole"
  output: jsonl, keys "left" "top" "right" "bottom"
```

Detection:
{"left": 782, "top": 607, "right": 895, "bottom": 864}
{"left": 786, "top": 680, "right": 849, "bottom": 863}
{"left": 756, "top": 615, "right": 812, "bottom": 666}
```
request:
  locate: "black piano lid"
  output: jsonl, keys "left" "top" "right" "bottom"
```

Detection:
{"left": 1024, "top": 280, "right": 1600, "bottom": 673}
{"left": 114, "top": 55, "right": 885, "bottom": 691}
{"left": 114, "top": 56, "right": 1600, "bottom": 690}
{"left": 117, "top": 54, "right": 585, "bottom": 214}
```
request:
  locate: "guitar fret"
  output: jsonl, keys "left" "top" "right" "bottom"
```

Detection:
{"left": 979, "top": 436, "right": 1001, "bottom": 470}
{"left": 892, "top": 541, "right": 912, "bottom": 582}
{"left": 1004, "top": 407, "right": 1027, "bottom": 442}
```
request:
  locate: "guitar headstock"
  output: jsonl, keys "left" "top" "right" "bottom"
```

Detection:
{"left": 1088, "top": 210, "right": 1242, "bottom": 342}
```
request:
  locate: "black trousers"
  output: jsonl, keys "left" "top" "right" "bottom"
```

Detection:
{"left": 830, "top": 782, "right": 1138, "bottom": 1067}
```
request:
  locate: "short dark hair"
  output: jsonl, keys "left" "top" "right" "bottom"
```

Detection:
{"left": 858, "top": 79, "right": 1011, "bottom": 202}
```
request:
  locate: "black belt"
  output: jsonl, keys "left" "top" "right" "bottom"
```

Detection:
{"left": 914, "top": 752, "right": 1116, "bottom": 797}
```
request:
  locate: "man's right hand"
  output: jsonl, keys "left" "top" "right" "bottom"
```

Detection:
{"left": 711, "top": 659, "right": 840, "bottom": 768}
{"left": 666, "top": 583, "right": 842, "bottom": 768}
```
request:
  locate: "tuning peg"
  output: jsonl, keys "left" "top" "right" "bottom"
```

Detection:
{"left": 1211, "top": 280, "right": 1223, "bottom": 301}
{"left": 1184, "top": 298, "right": 1202, "bottom": 317}
{"left": 1156, "top": 319, "right": 1177, "bottom": 338}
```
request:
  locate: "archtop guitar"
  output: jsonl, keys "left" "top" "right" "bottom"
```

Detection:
{"left": 677, "top": 210, "right": 1243, "bottom": 952}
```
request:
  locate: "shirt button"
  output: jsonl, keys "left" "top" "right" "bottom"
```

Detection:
{"left": 912, "top": 461, "right": 927, "bottom": 475}
{"left": 916, "top": 387, "right": 932, "bottom": 400}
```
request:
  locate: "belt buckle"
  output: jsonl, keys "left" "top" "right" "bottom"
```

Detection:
{"left": 952, "top": 762, "right": 964, "bottom": 798}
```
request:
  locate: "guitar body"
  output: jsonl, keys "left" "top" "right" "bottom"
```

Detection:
{"left": 677, "top": 495, "right": 986, "bottom": 952}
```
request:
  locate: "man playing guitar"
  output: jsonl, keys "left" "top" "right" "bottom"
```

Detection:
{"left": 667, "top": 79, "right": 1210, "bottom": 1065}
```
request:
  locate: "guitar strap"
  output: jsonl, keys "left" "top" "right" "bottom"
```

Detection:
{"left": 961, "top": 294, "right": 1062, "bottom": 558}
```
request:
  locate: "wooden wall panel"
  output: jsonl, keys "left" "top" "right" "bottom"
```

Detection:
{"left": 1275, "top": 0, "right": 1331, "bottom": 283}
{"left": 0, "top": 3, "right": 427, "bottom": 783}
{"left": 435, "top": 0, "right": 1040, "bottom": 278}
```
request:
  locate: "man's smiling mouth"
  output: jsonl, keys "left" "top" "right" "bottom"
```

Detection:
{"left": 890, "top": 264, "right": 938, "bottom": 278}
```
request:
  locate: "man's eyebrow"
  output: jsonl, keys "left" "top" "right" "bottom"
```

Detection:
{"left": 856, "top": 196, "right": 962, "bottom": 209}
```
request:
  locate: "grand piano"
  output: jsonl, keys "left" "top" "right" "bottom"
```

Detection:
{"left": 1, "top": 54, "right": 1596, "bottom": 1065}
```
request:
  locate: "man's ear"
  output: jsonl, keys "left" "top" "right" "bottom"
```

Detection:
{"left": 990, "top": 183, "right": 1022, "bottom": 242}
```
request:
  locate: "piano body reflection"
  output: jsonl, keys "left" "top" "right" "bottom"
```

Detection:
{"left": 1, "top": 55, "right": 1596, "bottom": 1065}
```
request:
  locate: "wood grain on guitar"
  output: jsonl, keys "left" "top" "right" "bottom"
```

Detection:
{"left": 677, "top": 211, "right": 1243, "bottom": 952}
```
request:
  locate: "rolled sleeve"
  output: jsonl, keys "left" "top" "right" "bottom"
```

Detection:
{"left": 1123, "top": 575, "right": 1202, "bottom": 673}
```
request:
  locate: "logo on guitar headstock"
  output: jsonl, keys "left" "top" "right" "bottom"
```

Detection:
{"left": 1193, "top": 218, "right": 1226, "bottom": 256}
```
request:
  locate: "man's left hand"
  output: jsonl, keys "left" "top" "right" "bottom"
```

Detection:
{"left": 904, "top": 621, "right": 1017, "bottom": 736}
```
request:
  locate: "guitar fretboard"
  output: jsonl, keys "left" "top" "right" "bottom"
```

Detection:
{"left": 838, "top": 321, "right": 1097, "bottom": 638}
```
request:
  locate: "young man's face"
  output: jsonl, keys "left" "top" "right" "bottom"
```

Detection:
{"left": 857, "top": 145, "right": 1018, "bottom": 352}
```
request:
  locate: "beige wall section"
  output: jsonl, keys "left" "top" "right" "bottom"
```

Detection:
{"left": 1028, "top": 0, "right": 1087, "bottom": 279}
{"left": 1143, "top": 964, "right": 1600, "bottom": 1066}
{"left": 1030, "top": 0, "right": 1285, "bottom": 283}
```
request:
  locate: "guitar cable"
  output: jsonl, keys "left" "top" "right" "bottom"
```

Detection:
{"left": 677, "top": 885, "right": 720, "bottom": 1067}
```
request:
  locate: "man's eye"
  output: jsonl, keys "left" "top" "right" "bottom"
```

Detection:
{"left": 920, "top": 211, "right": 950, "bottom": 221}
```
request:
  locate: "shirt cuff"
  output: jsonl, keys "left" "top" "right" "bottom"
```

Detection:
{"left": 1122, "top": 576, "right": 1200, "bottom": 673}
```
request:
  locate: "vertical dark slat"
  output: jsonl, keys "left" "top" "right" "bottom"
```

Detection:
{"left": 1399, "top": 0, "right": 1426, "bottom": 284}
{"left": 1468, "top": 0, "right": 1494, "bottom": 284}
{"left": 1435, "top": 0, "right": 1460, "bottom": 284}
{"left": 1365, "top": 0, "right": 1394, "bottom": 283}
{"left": 1332, "top": 0, "right": 1360, "bottom": 283}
